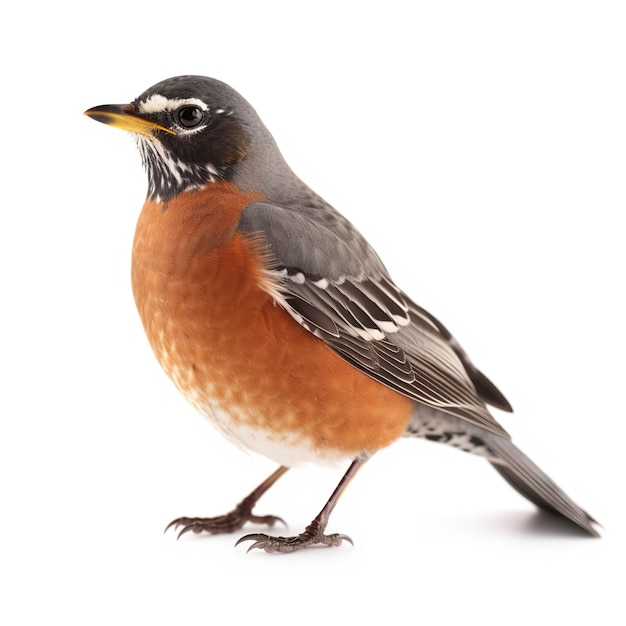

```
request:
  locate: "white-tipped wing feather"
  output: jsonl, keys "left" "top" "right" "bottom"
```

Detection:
{"left": 239, "top": 201, "right": 512, "bottom": 436}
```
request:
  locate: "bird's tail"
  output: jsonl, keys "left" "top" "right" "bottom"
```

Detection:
{"left": 485, "top": 434, "right": 600, "bottom": 536}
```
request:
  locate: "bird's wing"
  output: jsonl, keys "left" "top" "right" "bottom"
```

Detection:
{"left": 238, "top": 201, "right": 511, "bottom": 436}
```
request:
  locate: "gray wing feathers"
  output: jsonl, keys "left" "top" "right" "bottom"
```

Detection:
{"left": 238, "top": 201, "right": 386, "bottom": 281}
{"left": 238, "top": 200, "right": 511, "bottom": 436}
{"left": 404, "top": 298, "right": 513, "bottom": 413}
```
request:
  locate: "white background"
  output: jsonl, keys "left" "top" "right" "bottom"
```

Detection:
{"left": 2, "top": 1, "right": 624, "bottom": 624}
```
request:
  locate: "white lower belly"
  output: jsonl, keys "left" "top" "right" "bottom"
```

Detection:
{"left": 160, "top": 346, "right": 355, "bottom": 467}
{"left": 199, "top": 401, "right": 351, "bottom": 468}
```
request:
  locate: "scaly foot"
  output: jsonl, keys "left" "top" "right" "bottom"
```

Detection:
{"left": 236, "top": 520, "right": 352, "bottom": 553}
{"left": 166, "top": 466, "right": 289, "bottom": 539}
{"left": 166, "top": 506, "right": 285, "bottom": 538}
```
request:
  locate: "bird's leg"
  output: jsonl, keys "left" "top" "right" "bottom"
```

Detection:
{"left": 166, "top": 465, "right": 289, "bottom": 538}
{"left": 236, "top": 457, "right": 367, "bottom": 553}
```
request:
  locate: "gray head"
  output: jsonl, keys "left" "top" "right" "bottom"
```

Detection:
{"left": 85, "top": 75, "right": 294, "bottom": 202}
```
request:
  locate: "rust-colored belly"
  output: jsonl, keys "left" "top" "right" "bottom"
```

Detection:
{"left": 131, "top": 185, "right": 412, "bottom": 466}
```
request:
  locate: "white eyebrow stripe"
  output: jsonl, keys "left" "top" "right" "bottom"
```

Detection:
{"left": 138, "top": 94, "right": 208, "bottom": 114}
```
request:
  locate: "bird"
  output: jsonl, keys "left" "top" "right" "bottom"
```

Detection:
{"left": 84, "top": 75, "right": 599, "bottom": 552}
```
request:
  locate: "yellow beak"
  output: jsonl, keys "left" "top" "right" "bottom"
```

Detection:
{"left": 84, "top": 104, "right": 176, "bottom": 136}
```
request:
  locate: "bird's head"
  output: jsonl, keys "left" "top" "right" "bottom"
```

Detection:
{"left": 85, "top": 75, "right": 283, "bottom": 203}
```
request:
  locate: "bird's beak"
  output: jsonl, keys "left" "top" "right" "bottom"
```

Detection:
{"left": 83, "top": 104, "right": 176, "bottom": 136}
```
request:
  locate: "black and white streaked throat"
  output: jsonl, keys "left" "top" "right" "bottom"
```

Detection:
{"left": 128, "top": 92, "right": 250, "bottom": 203}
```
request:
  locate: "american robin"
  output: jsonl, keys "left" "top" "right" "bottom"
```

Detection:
{"left": 84, "top": 75, "right": 599, "bottom": 552}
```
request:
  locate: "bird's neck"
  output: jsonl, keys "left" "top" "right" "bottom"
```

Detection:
{"left": 131, "top": 182, "right": 262, "bottom": 278}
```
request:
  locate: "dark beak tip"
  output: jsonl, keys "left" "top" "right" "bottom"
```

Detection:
{"left": 84, "top": 103, "right": 131, "bottom": 115}
{"left": 84, "top": 103, "right": 133, "bottom": 127}
{"left": 84, "top": 112, "right": 107, "bottom": 125}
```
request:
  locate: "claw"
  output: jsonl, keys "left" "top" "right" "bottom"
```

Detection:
{"left": 234, "top": 459, "right": 364, "bottom": 552}
{"left": 164, "top": 517, "right": 203, "bottom": 538}
{"left": 164, "top": 511, "right": 286, "bottom": 539}
{"left": 249, "top": 514, "right": 287, "bottom": 529}
{"left": 176, "top": 524, "right": 198, "bottom": 540}
{"left": 164, "top": 518, "right": 181, "bottom": 534}
{"left": 235, "top": 533, "right": 274, "bottom": 553}
{"left": 247, "top": 540, "right": 269, "bottom": 553}
{"left": 235, "top": 530, "right": 353, "bottom": 553}
{"left": 164, "top": 467, "right": 290, "bottom": 540}
{"left": 235, "top": 533, "right": 263, "bottom": 548}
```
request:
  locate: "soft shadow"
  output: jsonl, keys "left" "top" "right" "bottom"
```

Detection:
{"left": 474, "top": 509, "right": 600, "bottom": 539}
{"left": 521, "top": 510, "right": 601, "bottom": 538}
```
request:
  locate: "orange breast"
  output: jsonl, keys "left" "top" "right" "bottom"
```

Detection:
{"left": 131, "top": 183, "right": 412, "bottom": 465}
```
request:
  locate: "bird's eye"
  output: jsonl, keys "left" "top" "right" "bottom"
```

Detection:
{"left": 176, "top": 106, "right": 204, "bottom": 128}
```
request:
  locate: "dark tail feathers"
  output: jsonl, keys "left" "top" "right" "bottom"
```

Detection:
{"left": 486, "top": 435, "right": 599, "bottom": 536}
